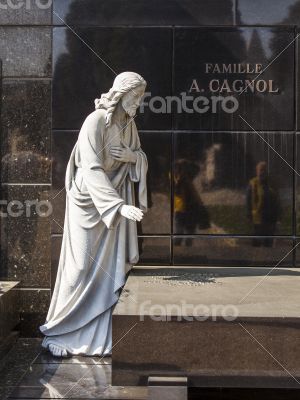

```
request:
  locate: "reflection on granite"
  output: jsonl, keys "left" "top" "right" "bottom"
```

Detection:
{"left": 174, "top": 132, "right": 293, "bottom": 235}
{"left": 10, "top": 362, "right": 147, "bottom": 399}
{"left": 53, "top": 27, "right": 172, "bottom": 130}
{"left": 296, "top": 129, "right": 300, "bottom": 234}
{"left": 173, "top": 237, "right": 293, "bottom": 266}
{"left": 51, "top": 131, "right": 78, "bottom": 234}
{"left": 51, "top": 191, "right": 66, "bottom": 234}
{"left": 138, "top": 132, "right": 171, "bottom": 234}
{"left": 51, "top": 236, "right": 62, "bottom": 293}
{"left": 173, "top": 236, "right": 293, "bottom": 266}
{"left": 0, "top": 185, "right": 51, "bottom": 287}
{"left": 0, "top": 338, "right": 42, "bottom": 400}
{"left": 138, "top": 237, "right": 171, "bottom": 265}
{"left": 52, "top": 131, "right": 78, "bottom": 188}
{"left": 0, "top": 27, "right": 51, "bottom": 77}
{"left": 53, "top": 0, "right": 234, "bottom": 26}
{"left": 1, "top": 80, "right": 51, "bottom": 183}
{"left": 0, "top": 1, "right": 52, "bottom": 25}
{"left": 237, "top": 0, "right": 300, "bottom": 25}
{"left": 18, "top": 289, "right": 50, "bottom": 337}
{"left": 174, "top": 28, "right": 294, "bottom": 130}
{"left": 293, "top": 239, "right": 300, "bottom": 266}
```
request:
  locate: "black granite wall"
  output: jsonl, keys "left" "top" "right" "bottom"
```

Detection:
{"left": 0, "top": 2, "right": 52, "bottom": 336}
{"left": 1, "top": 0, "right": 300, "bottom": 336}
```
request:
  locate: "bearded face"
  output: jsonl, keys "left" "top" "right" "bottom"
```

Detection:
{"left": 121, "top": 84, "right": 145, "bottom": 117}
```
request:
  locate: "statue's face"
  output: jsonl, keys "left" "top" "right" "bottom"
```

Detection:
{"left": 121, "top": 85, "right": 145, "bottom": 117}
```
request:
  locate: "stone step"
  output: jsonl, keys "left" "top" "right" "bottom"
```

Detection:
{"left": 112, "top": 266, "right": 300, "bottom": 388}
{"left": 0, "top": 282, "right": 20, "bottom": 361}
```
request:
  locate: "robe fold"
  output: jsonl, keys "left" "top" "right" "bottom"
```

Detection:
{"left": 40, "top": 108, "right": 148, "bottom": 356}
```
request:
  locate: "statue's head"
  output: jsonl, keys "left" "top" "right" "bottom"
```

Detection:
{"left": 95, "top": 71, "right": 147, "bottom": 126}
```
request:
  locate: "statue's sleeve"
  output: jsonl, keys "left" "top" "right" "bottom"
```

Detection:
{"left": 129, "top": 131, "right": 148, "bottom": 212}
{"left": 79, "top": 112, "right": 125, "bottom": 229}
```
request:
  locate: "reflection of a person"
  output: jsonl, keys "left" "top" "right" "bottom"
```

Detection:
{"left": 246, "top": 161, "right": 281, "bottom": 247}
{"left": 174, "top": 159, "right": 210, "bottom": 246}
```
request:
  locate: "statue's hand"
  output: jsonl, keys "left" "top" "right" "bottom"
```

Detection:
{"left": 119, "top": 205, "right": 144, "bottom": 221}
{"left": 109, "top": 145, "right": 137, "bottom": 163}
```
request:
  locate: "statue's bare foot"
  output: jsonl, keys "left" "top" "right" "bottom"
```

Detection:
{"left": 48, "top": 343, "right": 69, "bottom": 358}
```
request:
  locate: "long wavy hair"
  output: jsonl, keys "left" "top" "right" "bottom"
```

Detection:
{"left": 94, "top": 71, "right": 147, "bottom": 127}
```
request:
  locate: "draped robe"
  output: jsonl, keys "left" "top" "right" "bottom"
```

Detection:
{"left": 40, "top": 107, "right": 148, "bottom": 355}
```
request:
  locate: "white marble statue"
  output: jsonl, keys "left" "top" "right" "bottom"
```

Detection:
{"left": 40, "top": 72, "right": 148, "bottom": 357}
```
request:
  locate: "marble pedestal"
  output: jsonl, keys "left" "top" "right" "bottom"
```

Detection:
{"left": 112, "top": 267, "right": 300, "bottom": 388}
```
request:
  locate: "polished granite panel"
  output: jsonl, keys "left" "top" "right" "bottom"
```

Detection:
{"left": 9, "top": 362, "right": 147, "bottom": 399}
{"left": 294, "top": 239, "right": 300, "bottom": 266}
{"left": 135, "top": 132, "right": 171, "bottom": 234}
{"left": 173, "top": 132, "right": 293, "bottom": 236}
{"left": 0, "top": 0, "right": 52, "bottom": 25}
{"left": 51, "top": 131, "right": 78, "bottom": 233}
{"left": 18, "top": 289, "right": 50, "bottom": 337}
{"left": 172, "top": 237, "right": 293, "bottom": 266}
{"left": 237, "top": 0, "right": 300, "bottom": 25}
{"left": 52, "top": 131, "right": 78, "bottom": 189}
{"left": 295, "top": 134, "right": 300, "bottom": 235}
{"left": 51, "top": 131, "right": 171, "bottom": 234}
{"left": 53, "top": 27, "right": 172, "bottom": 130}
{"left": 0, "top": 27, "right": 51, "bottom": 77}
{"left": 174, "top": 28, "right": 295, "bottom": 131}
{"left": 215, "top": 388, "right": 300, "bottom": 400}
{"left": 51, "top": 235, "right": 61, "bottom": 293}
{"left": 0, "top": 185, "right": 51, "bottom": 288}
{"left": 1, "top": 80, "right": 51, "bottom": 183}
{"left": 138, "top": 237, "right": 171, "bottom": 265}
{"left": 53, "top": 0, "right": 234, "bottom": 26}
{"left": 51, "top": 192, "right": 66, "bottom": 234}
{"left": 112, "top": 317, "right": 300, "bottom": 388}
{"left": 113, "top": 314, "right": 300, "bottom": 388}
{"left": 297, "top": 37, "right": 300, "bottom": 132}
{"left": 0, "top": 282, "right": 19, "bottom": 339}
{"left": 0, "top": 339, "right": 43, "bottom": 400}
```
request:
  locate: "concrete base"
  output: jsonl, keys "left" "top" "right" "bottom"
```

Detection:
{"left": 112, "top": 267, "right": 300, "bottom": 388}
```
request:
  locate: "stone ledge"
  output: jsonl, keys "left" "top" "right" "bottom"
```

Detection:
{"left": 112, "top": 267, "right": 300, "bottom": 387}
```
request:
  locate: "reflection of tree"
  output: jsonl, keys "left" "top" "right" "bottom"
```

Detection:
{"left": 268, "top": 26, "right": 294, "bottom": 128}
{"left": 53, "top": 1, "right": 171, "bottom": 130}
{"left": 264, "top": 2, "right": 300, "bottom": 132}
{"left": 57, "top": 0, "right": 235, "bottom": 26}
{"left": 247, "top": 29, "right": 267, "bottom": 65}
